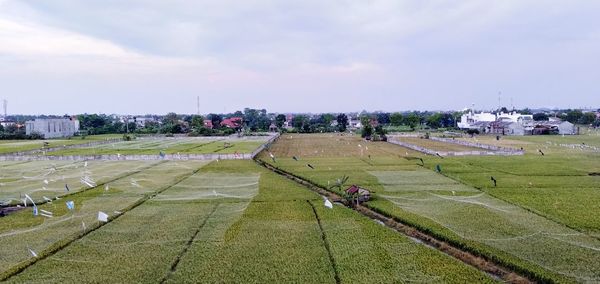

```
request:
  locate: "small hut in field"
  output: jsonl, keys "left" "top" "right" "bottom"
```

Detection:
{"left": 345, "top": 185, "right": 371, "bottom": 204}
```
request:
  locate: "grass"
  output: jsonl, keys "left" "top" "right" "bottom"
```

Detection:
{"left": 258, "top": 133, "right": 600, "bottom": 283}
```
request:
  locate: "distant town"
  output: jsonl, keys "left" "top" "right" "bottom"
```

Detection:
{"left": 0, "top": 101, "right": 598, "bottom": 140}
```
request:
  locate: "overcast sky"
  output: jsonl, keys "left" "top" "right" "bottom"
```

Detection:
{"left": 0, "top": 0, "right": 598, "bottom": 115}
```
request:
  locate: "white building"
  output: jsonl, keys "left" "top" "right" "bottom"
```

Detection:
{"left": 457, "top": 112, "right": 497, "bottom": 129}
{"left": 25, "top": 118, "right": 80, "bottom": 138}
{"left": 458, "top": 111, "right": 533, "bottom": 129}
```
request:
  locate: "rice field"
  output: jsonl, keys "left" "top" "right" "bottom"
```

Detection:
{"left": 0, "top": 135, "right": 122, "bottom": 154}
{"left": 390, "top": 136, "right": 490, "bottom": 152}
{"left": 0, "top": 160, "right": 209, "bottom": 277}
{"left": 259, "top": 133, "right": 600, "bottom": 283}
{"left": 46, "top": 136, "right": 268, "bottom": 156}
{"left": 1, "top": 159, "right": 494, "bottom": 283}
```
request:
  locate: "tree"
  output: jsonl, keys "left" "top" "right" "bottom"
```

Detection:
{"left": 519, "top": 108, "right": 533, "bottom": 115}
{"left": 390, "top": 113, "right": 404, "bottom": 126}
{"left": 191, "top": 115, "right": 205, "bottom": 129}
{"left": 292, "top": 115, "right": 308, "bottom": 131}
{"left": 208, "top": 114, "right": 223, "bottom": 129}
{"left": 321, "top": 113, "right": 335, "bottom": 126}
{"left": 275, "top": 114, "right": 286, "bottom": 129}
{"left": 163, "top": 112, "right": 179, "bottom": 125}
{"left": 336, "top": 114, "right": 349, "bottom": 132}
{"left": 533, "top": 113, "right": 549, "bottom": 121}
{"left": 359, "top": 115, "right": 371, "bottom": 127}
{"left": 376, "top": 113, "right": 391, "bottom": 125}
{"left": 565, "top": 110, "right": 583, "bottom": 124}
{"left": 361, "top": 124, "right": 373, "bottom": 138}
{"left": 426, "top": 113, "right": 443, "bottom": 129}
{"left": 405, "top": 113, "right": 421, "bottom": 130}
{"left": 578, "top": 112, "right": 596, "bottom": 125}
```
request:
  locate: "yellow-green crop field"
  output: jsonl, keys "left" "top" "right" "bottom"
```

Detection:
{"left": 258, "top": 133, "right": 600, "bottom": 283}
{"left": 0, "top": 150, "right": 493, "bottom": 282}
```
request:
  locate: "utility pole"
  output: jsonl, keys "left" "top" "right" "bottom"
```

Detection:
{"left": 498, "top": 91, "right": 502, "bottom": 112}
{"left": 197, "top": 96, "right": 200, "bottom": 116}
{"left": 2, "top": 99, "right": 6, "bottom": 118}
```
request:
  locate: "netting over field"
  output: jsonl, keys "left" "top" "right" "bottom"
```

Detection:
{"left": 154, "top": 173, "right": 260, "bottom": 201}
{"left": 371, "top": 170, "right": 600, "bottom": 281}
{"left": 0, "top": 160, "right": 159, "bottom": 206}
{"left": 0, "top": 161, "right": 209, "bottom": 275}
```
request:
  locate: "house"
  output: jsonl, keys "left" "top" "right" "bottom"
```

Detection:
{"left": 203, "top": 120, "right": 213, "bottom": 129}
{"left": 0, "top": 120, "right": 16, "bottom": 128}
{"left": 458, "top": 111, "right": 533, "bottom": 130}
{"left": 458, "top": 111, "right": 497, "bottom": 129}
{"left": 533, "top": 120, "right": 576, "bottom": 135}
{"left": 488, "top": 121, "right": 526, "bottom": 136}
{"left": 220, "top": 117, "right": 243, "bottom": 129}
{"left": 25, "top": 118, "right": 80, "bottom": 138}
{"left": 345, "top": 185, "right": 371, "bottom": 203}
{"left": 284, "top": 114, "right": 294, "bottom": 129}
{"left": 134, "top": 117, "right": 156, "bottom": 128}
{"left": 349, "top": 117, "right": 362, "bottom": 129}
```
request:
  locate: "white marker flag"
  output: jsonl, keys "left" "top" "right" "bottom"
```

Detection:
{"left": 324, "top": 199, "right": 333, "bottom": 209}
{"left": 28, "top": 248, "right": 38, "bottom": 258}
{"left": 98, "top": 211, "right": 109, "bottom": 222}
{"left": 24, "top": 194, "right": 36, "bottom": 207}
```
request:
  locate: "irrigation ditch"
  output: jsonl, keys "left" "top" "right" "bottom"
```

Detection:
{"left": 254, "top": 159, "right": 537, "bottom": 284}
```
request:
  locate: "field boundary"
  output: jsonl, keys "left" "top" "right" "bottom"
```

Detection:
{"left": 307, "top": 200, "right": 341, "bottom": 284}
{"left": 160, "top": 203, "right": 220, "bottom": 284}
{"left": 0, "top": 163, "right": 207, "bottom": 281}
{"left": 387, "top": 136, "right": 524, "bottom": 157}
{"left": 255, "top": 159, "right": 535, "bottom": 284}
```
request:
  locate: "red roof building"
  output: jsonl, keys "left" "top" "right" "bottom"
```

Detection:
{"left": 203, "top": 120, "right": 213, "bottom": 129}
{"left": 344, "top": 185, "right": 371, "bottom": 203}
{"left": 221, "top": 117, "right": 243, "bottom": 128}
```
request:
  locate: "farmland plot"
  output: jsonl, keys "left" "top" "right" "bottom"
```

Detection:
{"left": 47, "top": 136, "right": 268, "bottom": 156}
{"left": 0, "top": 160, "right": 159, "bottom": 206}
{"left": 0, "top": 161, "right": 209, "bottom": 277}
{"left": 5, "top": 160, "right": 494, "bottom": 283}
{"left": 0, "top": 135, "right": 121, "bottom": 155}
{"left": 371, "top": 170, "right": 600, "bottom": 282}
{"left": 261, "top": 133, "right": 600, "bottom": 282}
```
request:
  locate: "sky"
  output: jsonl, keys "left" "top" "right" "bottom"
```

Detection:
{"left": 0, "top": 0, "right": 599, "bottom": 115}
